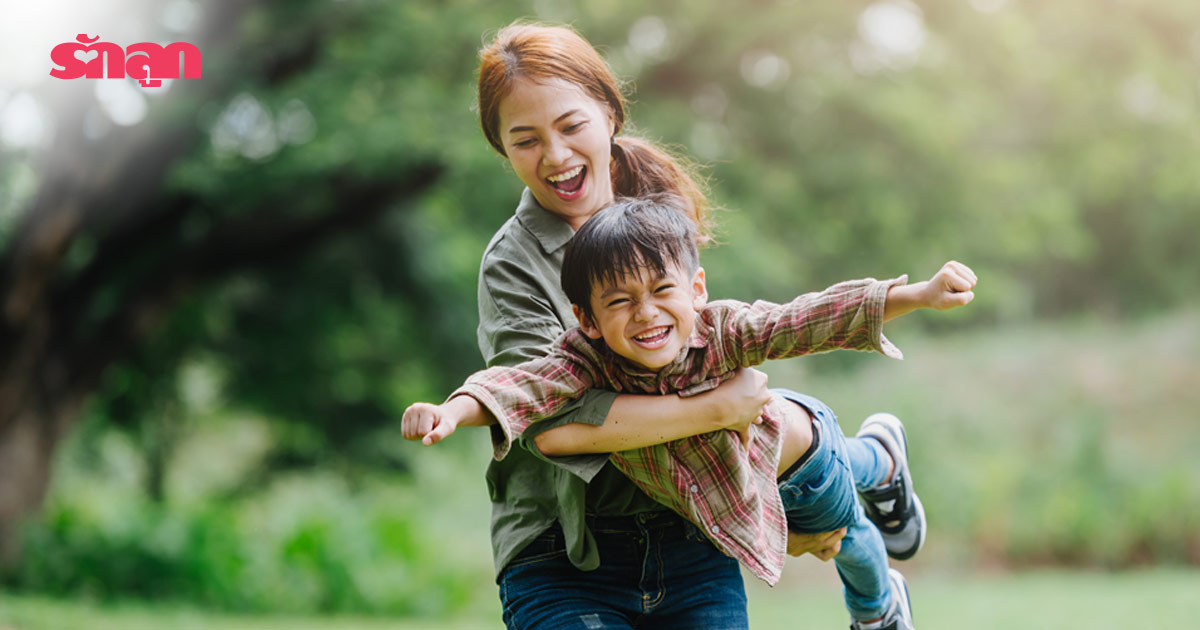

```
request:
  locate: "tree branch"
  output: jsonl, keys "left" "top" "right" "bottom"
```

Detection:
{"left": 63, "top": 163, "right": 443, "bottom": 408}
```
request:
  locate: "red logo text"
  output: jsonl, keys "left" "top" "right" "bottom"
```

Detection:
{"left": 50, "top": 33, "right": 201, "bottom": 87}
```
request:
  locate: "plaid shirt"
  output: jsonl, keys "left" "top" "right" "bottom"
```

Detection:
{"left": 453, "top": 275, "right": 906, "bottom": 585}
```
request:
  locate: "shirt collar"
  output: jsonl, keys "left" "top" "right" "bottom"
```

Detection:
{"left": 515, "top": 188, "right": 576, "bottom": 254}
{"left": 687, "top": 306, "right": 714, "bottom": 349}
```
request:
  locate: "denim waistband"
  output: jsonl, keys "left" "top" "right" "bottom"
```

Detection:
{"left": 770, "top": 388, "right": 838, "bottom": 485}
{"left": 776, "top": 416, "right": 821, "bottom": 483}
{"left": 584, "top": 509, "right": 683, "bottom": 533}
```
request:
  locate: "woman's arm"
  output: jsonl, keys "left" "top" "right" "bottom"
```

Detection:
{"left": 534, "top": 367, "right": 770, "bottom": 456}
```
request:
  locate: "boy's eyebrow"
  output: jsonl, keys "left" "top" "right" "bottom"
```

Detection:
{"left": 595, "top": 269, "right": 668, "bottom": 299}
{"left": 596, "top": 285, "right": 627, "bottom": 300}
{"left": 507, "top": 109, "right": 582, "bottom": 135}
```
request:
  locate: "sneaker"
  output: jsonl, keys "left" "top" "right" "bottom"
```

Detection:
{"left": 857, "top": 413, "right": 926, "bottom": 560}
{"left": 850, "top": 568, "right": 915, "bottom": 630}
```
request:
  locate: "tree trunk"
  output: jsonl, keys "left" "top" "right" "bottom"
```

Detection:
{"left": 0, "top": 402, "right": 78, "bottom": 567}
{"left": 0, "top": 0, "right": 447, "bottom": 569}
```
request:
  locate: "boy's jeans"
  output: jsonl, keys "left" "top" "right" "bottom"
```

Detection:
{"left": 774, "top": 389, "right": 894, "bottom": 621}
{"left": 499, "top": 510, "right": 748, "bottom": 630}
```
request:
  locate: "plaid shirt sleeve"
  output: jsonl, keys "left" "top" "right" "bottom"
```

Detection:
{"left": 709, "top": 275, "right": 908, "bottom": 367}
{"left": 450, "top": 331, "right": 602, "bottom": 461}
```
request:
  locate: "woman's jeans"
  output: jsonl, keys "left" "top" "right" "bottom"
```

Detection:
{"left": 499, "top": 510, "right": 748, "bottom": 630}
{"left": 774, "top": 389, "right": 893, "bottom": 621}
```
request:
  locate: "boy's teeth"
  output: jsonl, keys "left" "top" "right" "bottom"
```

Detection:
{"left": 635, "top": 326, "right": 669, "bottom": 341}
{"left": 547, "top": 166, "right": 583, "bottom": 182}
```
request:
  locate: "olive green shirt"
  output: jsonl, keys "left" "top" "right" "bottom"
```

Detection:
{"left": 477, "top": 189, "right": 664, "bottom": 579}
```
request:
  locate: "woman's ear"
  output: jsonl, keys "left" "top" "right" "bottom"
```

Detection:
{"left": 691, "top": 267, "right": 708, "bottom": 309}
{"left": 573, "top": 304, "right": 603, "bottom": 339}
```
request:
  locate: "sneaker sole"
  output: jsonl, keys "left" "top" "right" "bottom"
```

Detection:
{"left": 895, "top": 493, "right": 926, "bottom": 561}
{"left": 858, "top": 413, "right": 926, "bottom": 560}
{"left": 889, "top": 568, "right": 914, "bottom": 630}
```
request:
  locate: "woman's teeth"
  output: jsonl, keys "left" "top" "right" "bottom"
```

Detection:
{"left": 547, "top": 165, "right": 583, "bottom": 183}
{"left": 547, "top": 166, "right": 586, "bottom": 193}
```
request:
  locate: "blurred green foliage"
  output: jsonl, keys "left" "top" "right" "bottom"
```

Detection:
{"left": 2, "top": 0, "right": 1199, "bottom": 614}
{"left": 10, "top": 419, "right": 497, "bottom": 615}
{"left": 765, "top": 308, "right": 1200, "bottom": 570}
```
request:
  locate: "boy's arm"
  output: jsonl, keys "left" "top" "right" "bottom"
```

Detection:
{"left": 720, "top": 260, "right": 976, "bottom": 366}
{"left": 402, "top": 344, "right": 598, "bottom": 460}
{"left": 401, "top": 395, "right": 493, "bottom": 446}
{"left": 883, "top": 260, "right": 977, "bottom": 322}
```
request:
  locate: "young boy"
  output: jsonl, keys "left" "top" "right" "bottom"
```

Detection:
{"left": 403, "top": 196, "right": 976, "bottom": 630}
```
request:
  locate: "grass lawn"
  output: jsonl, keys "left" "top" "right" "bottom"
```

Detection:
{"left": 747, "top": 564, "right": 1199, "bottom": 629}
{"left": 2, "top": 567, "right": 1196, "bottom": 629}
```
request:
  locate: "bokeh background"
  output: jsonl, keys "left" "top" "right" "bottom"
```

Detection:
{"left": 1, "top": 0, "right": 1198, "bottom": 628}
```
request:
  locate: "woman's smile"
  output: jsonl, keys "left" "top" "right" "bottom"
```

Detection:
{"left": 546, "top": 165, "right": 587, "bottom": 200}
{"left": 498, "top": 77, "right": 615, "bottom": 229}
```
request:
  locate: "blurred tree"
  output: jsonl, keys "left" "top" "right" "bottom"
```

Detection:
{"left": 0, "top": 0, "right": 456, "bottom": 564}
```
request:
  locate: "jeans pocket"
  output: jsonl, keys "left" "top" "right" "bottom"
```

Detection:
{"left": 505, "top": 529, "right": 567, "bottom": 570}
{"left": 682, "top": 520, "right": 708, "bottom": 543}
{"left": 780, "top": 450, "right": 851, "bottom": 503}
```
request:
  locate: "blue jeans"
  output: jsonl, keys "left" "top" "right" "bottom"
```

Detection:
{"left": 774, "top": 389, "right": 893, "bottom": 621}
{"left": 498, "top": 510, "right": 748, "bottom": 629}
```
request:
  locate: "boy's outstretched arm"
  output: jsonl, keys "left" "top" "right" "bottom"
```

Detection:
{"left": 402, "top": 395, "right": 494, "bottom": 446}
{"left": 884, "top": 260, "right": 977, "bottom": 322}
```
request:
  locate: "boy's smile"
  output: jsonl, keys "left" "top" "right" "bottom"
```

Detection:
{"left": 575, "top": 261, "right": 708, "bottom": 370}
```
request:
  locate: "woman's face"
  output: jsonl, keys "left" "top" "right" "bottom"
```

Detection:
{"left": 498, "top": 77, "right": 616, "bottom": 229}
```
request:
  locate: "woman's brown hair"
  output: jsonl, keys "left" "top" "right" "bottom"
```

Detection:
{"left": 477, "top": 21, "right": 714, "bottom": 241}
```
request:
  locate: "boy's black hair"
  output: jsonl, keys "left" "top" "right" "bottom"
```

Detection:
{"left": 561, "top": 195, "right": 700, "bottom": 321}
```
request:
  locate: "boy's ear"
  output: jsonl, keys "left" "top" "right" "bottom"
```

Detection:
{"left": 572, "top": 304, "right": 604, "bottom": 339}
{"left": 691, "top": 267, "right": 708, "bottom": 309}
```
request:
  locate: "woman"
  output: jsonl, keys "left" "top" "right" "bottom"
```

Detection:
{"left": 467, "top": 22, "right": 850, "bottom": 629}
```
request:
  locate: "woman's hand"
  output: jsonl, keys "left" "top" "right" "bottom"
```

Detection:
{"left": 786, "top": 527, "right": 847, "bottom": 561}
{"left": 709, "top": 367, "right": 771, "bottom": 446}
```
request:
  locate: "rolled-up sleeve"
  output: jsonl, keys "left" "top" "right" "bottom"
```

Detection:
{"left": 710, "top": 275, "right": 908, "bottom": 368}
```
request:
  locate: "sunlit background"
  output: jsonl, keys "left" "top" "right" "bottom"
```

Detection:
{"left": 1, "top": 0, "right": 1198, "bottom": 628}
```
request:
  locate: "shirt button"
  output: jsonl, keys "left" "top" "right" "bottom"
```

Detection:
{"left": 710, "top": 525, "right": 720, "bottom": 535}
{"left": 690, "top": 484, "right": 699, "bottom": 493}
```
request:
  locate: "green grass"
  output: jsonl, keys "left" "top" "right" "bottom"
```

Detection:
{"left": 3, "top": 568, "right": 1197, "bottom": 629}
{"left": 747, "top": 565, "right": 1199, "bottom": 629}
{"left": 0, "top": 594, "right": 498, "bottom": 630}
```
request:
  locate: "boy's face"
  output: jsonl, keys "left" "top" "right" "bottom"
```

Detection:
{"left": 573, "top": 260, "right": 708, "bottom": 370}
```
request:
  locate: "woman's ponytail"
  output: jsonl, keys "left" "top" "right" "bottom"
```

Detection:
{"left": 610, "top": 136, "right": 714, "bottom": 244}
